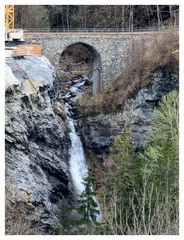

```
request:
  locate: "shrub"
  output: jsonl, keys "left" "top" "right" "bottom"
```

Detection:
{"left": 53, "top": 199, "right": 80, "bottom": 235}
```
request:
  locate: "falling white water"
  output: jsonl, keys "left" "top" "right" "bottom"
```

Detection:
{"left": 64, "top": 78, "right": 102, "bottom": 221}
{"left": 68, "top": 116, "right": 88, "bottom": 194}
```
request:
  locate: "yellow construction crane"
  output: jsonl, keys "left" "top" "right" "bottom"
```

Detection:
{"left": 5, "top": 5, "right": 24, "bottom": 42}
{"left": 5, "top": 5, "right": 41, "bottom": 57}
{"left": 5, "top": 5, "right": 14, "bottom": 29}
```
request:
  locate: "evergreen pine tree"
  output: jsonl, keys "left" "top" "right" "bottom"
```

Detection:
{"left": 77, "top": 173, "right": 100, "bottom": 225}
{"left": 105, "top": 130, "right": 136, "bottom": 209}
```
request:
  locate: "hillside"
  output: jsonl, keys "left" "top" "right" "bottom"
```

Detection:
{"left": 14, "top": 5, "right": 179, "bottom": 30}
{"left": 5, "top": 4, "right": 179, "bottom": 235}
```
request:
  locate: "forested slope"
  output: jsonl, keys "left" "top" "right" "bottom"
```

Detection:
{"left": 14, "top": 5, "right": 179, "bottom": 30}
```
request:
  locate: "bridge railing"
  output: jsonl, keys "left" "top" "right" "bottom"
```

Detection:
{"left": 24, "top": 26, "right": 179, "bottom": 33}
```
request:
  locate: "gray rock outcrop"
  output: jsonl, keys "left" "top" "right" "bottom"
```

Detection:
{"left": 5, "top": 56, "right": 71, "bottom": 233}
{"left": 78, "top": 68, "right": 179, "bottom": 163}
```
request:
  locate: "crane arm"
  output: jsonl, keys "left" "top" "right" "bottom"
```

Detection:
{"left": 5, "top": 5, "right": 14, "bottom": 29}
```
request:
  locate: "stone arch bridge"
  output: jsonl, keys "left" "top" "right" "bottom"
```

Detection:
{"left": 25, "top": 31, "right": 177, "bottom": 95}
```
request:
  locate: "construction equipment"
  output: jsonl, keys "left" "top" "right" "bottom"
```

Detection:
{"left": 5, "top": 5, "right": 42, "bottom": 58}
{"left": 5, "top": 5, "right": 14, "bottom": 29}
{"left": 5, "top": 5, "right": 24, "bottom": 41}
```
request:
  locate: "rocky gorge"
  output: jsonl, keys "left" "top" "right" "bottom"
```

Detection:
{"left": 5, "top": 54, "right": 178, "bottom": 234}
{"left": 5, "top": 55, "right": 99, "bottom": 234}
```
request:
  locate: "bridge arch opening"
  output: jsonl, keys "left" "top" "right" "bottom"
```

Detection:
{"left": 59, "top": 42, "right": 101, "bottom": 96}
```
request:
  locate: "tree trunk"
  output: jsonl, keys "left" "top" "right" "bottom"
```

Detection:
{"left": 114, "top": 5, "right": 117, "bottom": 28}
{"left": 121, "top": 6, "right": 125, "bottom": 31}
{"left": 157, "top": 5, "right": 161, "bottom": 30}
{"left": 129, "top": 5, "right": 134, "bottom": 31}
{"left": 84, "top": 5, "right": 87, "bottom": 28}
{"left": 169, "top": 5, "right": 174, "bottom": 26}
{"left": 66, "top": 5, "right": 70, "bottom": 30}
{"left": 145, "top": 6, "right": 151, "bottom": 27}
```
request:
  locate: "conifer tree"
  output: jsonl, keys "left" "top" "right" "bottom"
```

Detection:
{"left": 104, "top": 90, "right": 179, "bottom": 234}
{"left": 77, "top": 173, "right": 100, "bottom": 225}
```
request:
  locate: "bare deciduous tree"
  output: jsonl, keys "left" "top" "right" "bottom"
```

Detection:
{"left": 157, "top": 5, "right": 161, "bottom": 30}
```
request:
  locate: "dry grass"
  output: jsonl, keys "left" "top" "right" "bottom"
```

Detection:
{"left": 77, "top": 32, "right": 179, "bottom": 117}
{"left": 5, "top": 200, "right": 40, "bottom": 235}
{"left": 5, "top": 186, "right": 42, "bottom": 235}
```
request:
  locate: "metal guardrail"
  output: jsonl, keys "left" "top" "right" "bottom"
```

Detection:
{"left": 24, "top": 26, "right": 179, "bottom": 33}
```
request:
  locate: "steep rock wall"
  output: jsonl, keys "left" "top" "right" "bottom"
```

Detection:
{"left": 78, "top": 68, "right": 179, "bottom": 165}
{"left": 5, "top": 56, "right": 72, "bottom": 233}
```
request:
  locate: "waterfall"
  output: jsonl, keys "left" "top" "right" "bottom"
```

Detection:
{"left": 68, "top": 115, "right": 88, "bottom": 194}
{"left": 63, "top": 77, "right": 101, "bottom": 221}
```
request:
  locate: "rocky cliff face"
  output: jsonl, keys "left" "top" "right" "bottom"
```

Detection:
{"left": 78, "top": 68, "right": 179, "bottom": 165}
{"left": 5, "top": 56, "right": 72, "bottom": 234}
{"left": 5, "top": 55, "right": 179, "bottom": 234}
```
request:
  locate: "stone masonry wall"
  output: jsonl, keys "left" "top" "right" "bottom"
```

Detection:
{"left": 25, "top": 32, "right": 176, "bottom": 95}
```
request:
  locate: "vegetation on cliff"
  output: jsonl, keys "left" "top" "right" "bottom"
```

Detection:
{"left": 101, "top": 90, "right": 179, "bottom": 234}
{"left": 55, "top": 91, "right": 179, "bottom": 235}
{"left": 54, "top": 173, "right": 100, "bottom": 235}
{"left": 6, "top": 5, "right": 179, "bottom": 235}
